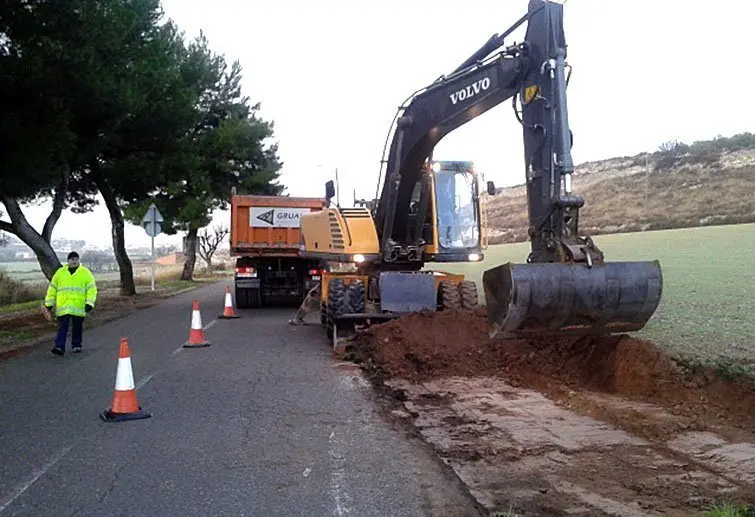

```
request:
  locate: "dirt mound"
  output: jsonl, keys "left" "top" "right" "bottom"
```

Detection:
{"left": 357, "top": 308, "right": 755, "bottom": 430}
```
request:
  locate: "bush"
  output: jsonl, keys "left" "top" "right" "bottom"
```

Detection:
{"left": 0, "top": 269, "right": 45, "bottom": 306}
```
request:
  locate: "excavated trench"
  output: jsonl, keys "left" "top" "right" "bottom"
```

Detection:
{"left": 351, "top": 308, "right": 755, "bottom": 516}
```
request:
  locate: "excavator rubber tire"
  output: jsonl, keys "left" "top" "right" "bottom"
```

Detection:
{"left": 346, "top": 280, "right": 366, "bottom": 314}
{"left": 326, "top": 279, "right": 346, "bottom": 343}
{"left": 438, "top": 280, "right": 461, "bottom": 311}
{"left": 458, "top": 281, "right": 479, "bottom": 309}
{"left": 482, "top": 260, "right": 663, "bottom": 339}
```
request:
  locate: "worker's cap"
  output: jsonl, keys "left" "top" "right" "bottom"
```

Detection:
{"left": 67, "top": 251, "right": 80, "bottom": 260}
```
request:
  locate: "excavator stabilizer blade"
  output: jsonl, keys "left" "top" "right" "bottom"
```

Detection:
{"left": 482, "top": 261, "right": 663, "bottom": 339}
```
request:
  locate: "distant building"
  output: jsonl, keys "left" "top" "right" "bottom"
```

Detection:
{"left": 156, "top": 252, "right": 185, "bottom": 265}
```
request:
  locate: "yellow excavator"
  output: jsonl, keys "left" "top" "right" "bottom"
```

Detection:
{"left": 299, "top": 0, "right": 663, "bottom": 347}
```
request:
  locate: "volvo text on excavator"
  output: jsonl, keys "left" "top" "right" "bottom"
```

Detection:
{"left": 299, "top": 0, "right": 663, "bottom": 347}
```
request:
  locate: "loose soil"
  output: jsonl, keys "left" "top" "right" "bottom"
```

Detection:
{"left": 352, "top": 308, "right": 755, "bottom": 516}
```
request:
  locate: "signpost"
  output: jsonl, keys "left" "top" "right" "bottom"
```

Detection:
{"left": 141, "top": 203, "right": 164, "bottom": 291}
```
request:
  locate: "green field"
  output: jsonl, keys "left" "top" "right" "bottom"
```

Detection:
{"left": 441, "top": 223, "right": 755, "bottom": 366}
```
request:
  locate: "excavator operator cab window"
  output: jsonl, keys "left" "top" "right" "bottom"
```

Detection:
{"left": 433, "top": 161, "right": 479, "bottom": 250}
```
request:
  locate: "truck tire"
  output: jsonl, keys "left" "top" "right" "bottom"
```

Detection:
{"left": 346, "top": 280, "right": 366, "bottom": 314}
{"left": 459, "top": 281, "right": 479, "bottom": 309}
{"left": 235, "top": 287, "right": 248, "bottom": 309}
{"left": 438, "top": 280, "right": 460, "bottom": 311}
{"left": 236, "top": 287, "right": 262, "bottom": 309}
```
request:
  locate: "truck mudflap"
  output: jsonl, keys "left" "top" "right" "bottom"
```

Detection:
{"left": 482, "top": 260, "right": 663, "bottom": 339}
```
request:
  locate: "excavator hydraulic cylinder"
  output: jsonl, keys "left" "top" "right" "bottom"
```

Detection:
{"left": 482, "top": 261, "right": 663, "bottom": 339}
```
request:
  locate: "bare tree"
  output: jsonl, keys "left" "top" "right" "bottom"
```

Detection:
{"left": 198, "top": 225, "right": 229, "bottom": 270}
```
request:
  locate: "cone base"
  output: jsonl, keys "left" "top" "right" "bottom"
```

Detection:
{"left": 218, "top": 313, "right": 240, "bottom": 319}
{"left": 100, "top": 407, "right": 152, "bottom": 422}
{"left": 183, "top": 341, "right": 211, "bottom": 348}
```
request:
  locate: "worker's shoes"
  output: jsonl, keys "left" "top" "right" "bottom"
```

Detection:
{"left": 72, "top": 346, "right": 82, "bottom": 353}
{"left": 51, "top": 347, "right": 64, "bottom": 356}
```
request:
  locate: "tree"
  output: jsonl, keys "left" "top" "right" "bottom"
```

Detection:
{"left": 198, "top": 225, "right": 229, "bottom": 270}
{"left": 125, "top": 39, "right": 284, "bottom": 281}
{"left": 68, "top": 2, "right": 200, "bottom": 295}
{"left": 0, "top": 0, "right": 195, "bottom": 287}
{"left": 0, "top": 1, "right": 90, "bottom": 278}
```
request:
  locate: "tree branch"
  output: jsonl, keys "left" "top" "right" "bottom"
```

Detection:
{"left": 42, "top": 173, "right": 70, "bottom": 243}
{"left": 0, "top": 219, "right": 14, "bottom": 234}
{"left": 198, "top": 225, "right": 228, "bottom": 264}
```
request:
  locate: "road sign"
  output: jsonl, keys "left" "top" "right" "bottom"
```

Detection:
{"left": 141, "top": 203, "right": 164, "bottom": 291}
{"left": 142, "top": 203, "right": 164, "bottom": 238}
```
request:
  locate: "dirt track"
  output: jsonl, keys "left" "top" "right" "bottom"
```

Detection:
{"left": 352, "top": 309, "right": 755, "bottom": 516}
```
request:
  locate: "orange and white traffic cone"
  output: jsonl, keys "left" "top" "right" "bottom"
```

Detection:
{"left": 218, "top": 286, "right": 240, "bottom": 319}
{"left": 100, "top": 337, "right": 152, "bottom": 422}
{"left": 184, "top": 300, "right": 211, "bottom": 348}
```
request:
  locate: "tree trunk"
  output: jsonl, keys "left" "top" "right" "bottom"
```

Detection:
{"left": 98, "top": 180, "right": 136, "bottom": 296}
{"left": 0, "top": 196, "right": 62, "bottom": 280}
{"left": 42, "top": 175, "right": 69, "bottom": 243}
{"left": 181, "top": 226, "right": 198, "bottom": 281}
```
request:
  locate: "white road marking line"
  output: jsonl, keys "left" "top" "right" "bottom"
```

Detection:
{"left": 135, "top": 374, "right": 154, "bottom": 391}
{"left": 173, "top": 319, "right": 217, "bottom": 355}
{"left": 0, "top": 444, "right": 75, "bottom": 513}
{"left": 328, "top": 429, "right": 352, "bottom": 516}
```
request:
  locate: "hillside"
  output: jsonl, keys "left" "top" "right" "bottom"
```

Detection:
{"left": 485, "top": 133, "right": 755, "bottom": 244}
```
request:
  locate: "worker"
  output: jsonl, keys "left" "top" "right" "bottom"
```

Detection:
{"left": 44, "top": 251, "right": 98, "bottom": 356}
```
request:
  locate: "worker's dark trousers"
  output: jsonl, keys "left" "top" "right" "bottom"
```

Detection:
{"left": 55, "top": 315, "right": 84, "bottom": 351}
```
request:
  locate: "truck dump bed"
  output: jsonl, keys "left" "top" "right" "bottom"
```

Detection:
{"left": 230, "top": 195, "right": 327, "bottom": 257}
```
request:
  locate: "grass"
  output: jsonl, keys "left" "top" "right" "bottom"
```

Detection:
{"left": 0, "top": 300, "right": 43, "bottom": 315}
{"left": 438, "top": 222, "right": 755, "bottom": 366}
{"left": 706, "top": 502, "right": 755, "bottom": 517}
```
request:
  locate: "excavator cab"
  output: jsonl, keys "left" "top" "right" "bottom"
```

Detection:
{"left": 407, "top": 160, "right": 488, "bottom": 265}
{"left": 432, "top": 161, "right": 481, "bottom": 255}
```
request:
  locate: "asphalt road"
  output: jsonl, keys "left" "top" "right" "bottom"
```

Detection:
{"left": 0, "top": 281, "right": 480, "bottom": 517}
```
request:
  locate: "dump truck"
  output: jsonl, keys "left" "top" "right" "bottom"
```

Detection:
{"left": 230, "top": 193, "right": 328, "bottom": 308}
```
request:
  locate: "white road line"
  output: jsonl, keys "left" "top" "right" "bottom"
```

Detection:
{"left": 0, "top": 444, "right": 75, "bottom": 513}
{"left": 135, "top": 374, "right": 154, "bottom": 391}
{"left": 173, "top": 319, "right": 217, "bottom": 355}
{"left": 328, "top": 429, "right": 352, "bottom": 516}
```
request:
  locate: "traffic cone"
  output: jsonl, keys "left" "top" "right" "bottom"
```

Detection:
{"left": 100, "top": 338, "right": 152, "bottom": 422}
{"left": 218, "top": 286, "right": 240, "bottom": 319}
{"left": 184, "top": 300, "right": 211, "bottom": 348}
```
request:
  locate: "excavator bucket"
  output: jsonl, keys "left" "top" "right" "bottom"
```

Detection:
{"left": 482, "top": 261, "right": 663, "bottom": 339}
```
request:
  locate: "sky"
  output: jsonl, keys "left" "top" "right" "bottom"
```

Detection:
{"left": 12, "top": 0, "right": 755, "bottom": 249}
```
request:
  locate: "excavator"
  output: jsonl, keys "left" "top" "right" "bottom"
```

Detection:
{"left": 299, "top": 0, "right": 663, "bottom": 347}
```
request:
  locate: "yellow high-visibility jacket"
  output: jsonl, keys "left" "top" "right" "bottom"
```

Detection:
{"left": 44, "top": 265, "right": 98, "bottom": 318}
